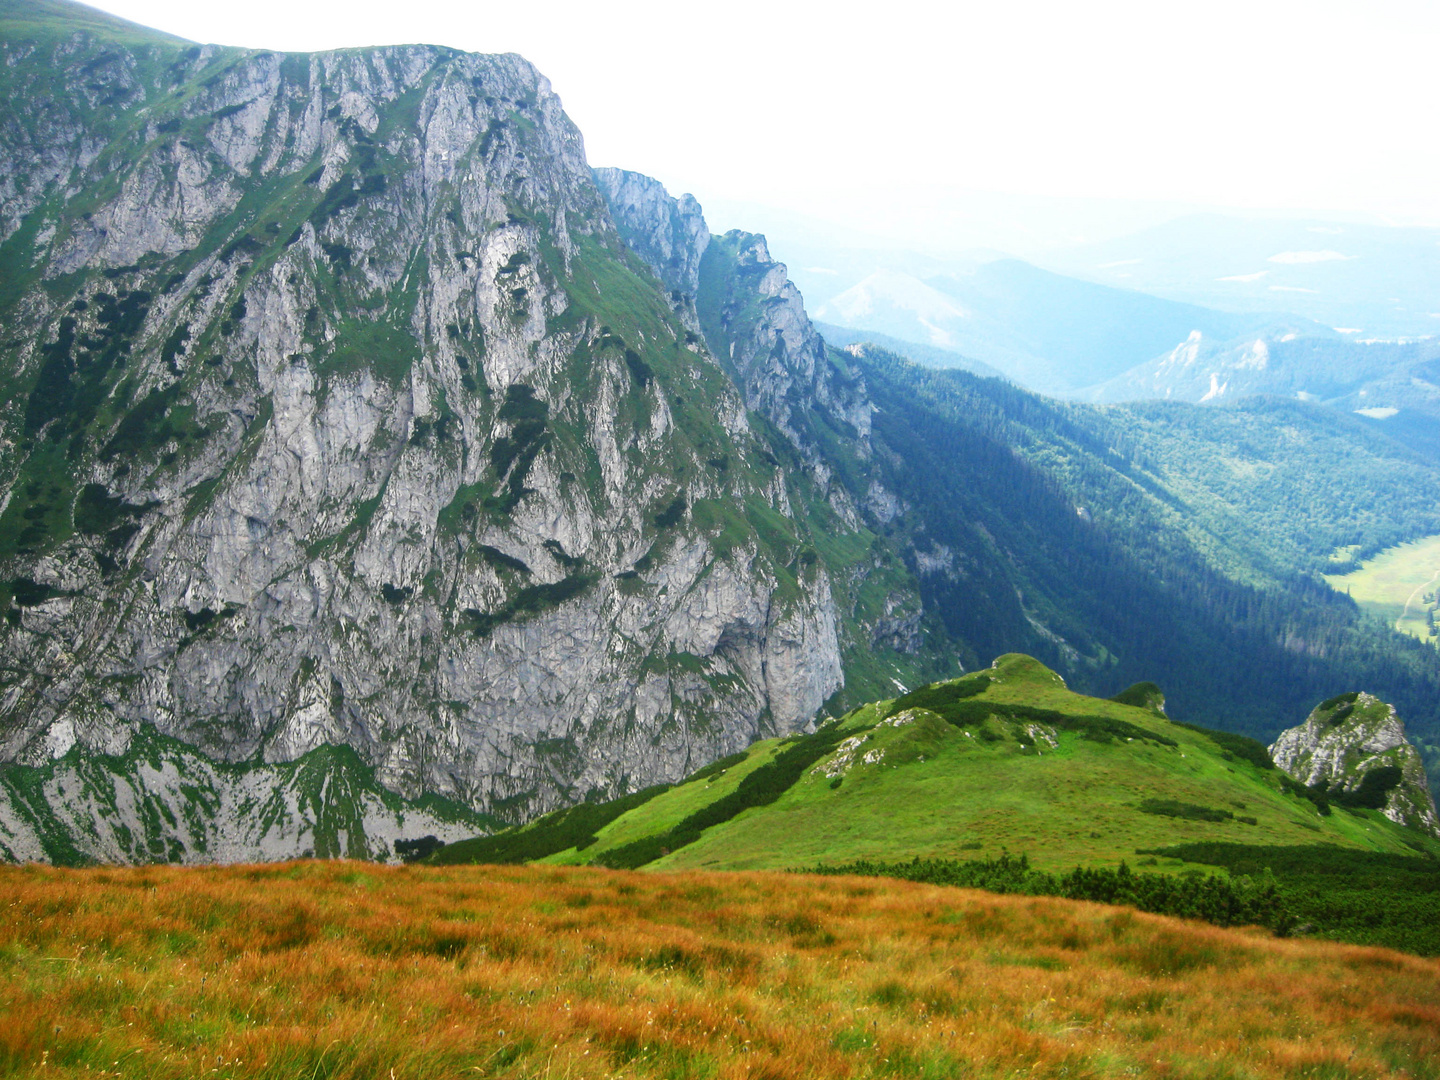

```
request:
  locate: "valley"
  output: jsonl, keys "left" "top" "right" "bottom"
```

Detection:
{"left": 1326, "top": 534, "right": 1440, "bottom": 643}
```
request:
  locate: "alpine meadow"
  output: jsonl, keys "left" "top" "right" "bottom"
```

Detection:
{"left": 2, "top": 1, "right": 1440, "bottom": 1077}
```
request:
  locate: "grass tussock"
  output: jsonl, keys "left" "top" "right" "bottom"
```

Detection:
{"left": 0, "top": 861, "right": 1437, "bottom": 1079}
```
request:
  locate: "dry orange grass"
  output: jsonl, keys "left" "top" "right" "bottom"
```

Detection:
{"left": 0, "top": 862, "right": 1437, "bottom": 1079}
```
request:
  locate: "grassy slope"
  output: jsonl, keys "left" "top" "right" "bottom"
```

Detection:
{"left": 0, "top": 0, "right": 189, "bottom": 44}
{"left": 1326, "top": 533, "right": 1440, "bottom": 642}
{"left": 547, "top": 742, "right": 782, "bottom": 863}
{"left": 514, "top": 655, "right": 1437, "bottom": 874}
{"left": 2, "top": 860, "right": 1438, "bottom": 1080}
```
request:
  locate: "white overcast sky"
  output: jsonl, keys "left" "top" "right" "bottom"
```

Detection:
{"left": 82, "top": 0, "right": 1440, "bottom": 251}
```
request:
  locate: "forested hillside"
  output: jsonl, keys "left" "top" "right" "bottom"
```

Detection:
{"left": 838, "top": 347, "right": 1440, "bottom": 743}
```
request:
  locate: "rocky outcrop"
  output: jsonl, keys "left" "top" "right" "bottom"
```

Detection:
{"left": 0, "top": 2, "right": 847, "bottom": 858}
{"left": 591, "top": 167, "right": 708, "bottom": 333}
{"left": 594, "top": 171, "right": 881, "bottom": 517}
{"left": 594, "top": 170, "right": 930, "bottom": 674}
{"left": 1270, "top": 692, "right": 1440, "bottom": 837}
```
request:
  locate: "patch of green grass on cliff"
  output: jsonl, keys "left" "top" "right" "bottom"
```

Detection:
{"left": 0, "top": 726, "right": 491, "bottom": 865}
{"left": 0, "top": 752, "right": 94, "bottom": 866}
{"left": 0, "top": 190, "right": 55, "bottom": 316}
{"left": 304, "top": 482, "right": 386, "bottom": 562}
{"left": 694, "top": 232, "right": 770, "bottom": 379}
{"left": 320, "top": 314, "right": 420, "bottom": 387}
{"left": 0, "top": 442, "right": 77, "bottom": 561}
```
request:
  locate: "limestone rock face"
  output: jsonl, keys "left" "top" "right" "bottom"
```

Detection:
{"left": 594, "top": 171, "right": 879, "bottom": 506}
{"left": 594, "top": 168, "right": 929, "bottom": 683}
{"left": 0, "top": 9, "right": 847, "bottom": 859}
{"left": 0, "top": 731, "right": 486, "bottom": 864}
{"left": 591, "top": 167, "right": 708, "bottom": 332}
{"left": 1270, "top": 692, "right": 1440, "bottom": 837}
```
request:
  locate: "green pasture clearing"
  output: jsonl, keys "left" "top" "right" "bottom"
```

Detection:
{"left": 652, "top": 674, "right": 1425, "bottom": 874}
{"left": 1325, "top": 533, "right": 1440, "bottom": 642}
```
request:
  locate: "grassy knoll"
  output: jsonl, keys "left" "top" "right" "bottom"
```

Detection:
{"left": 1326, "top": 533, "right": 1440, "bottom": 642}
{"left": 2, "top": 861, "right": 1438, "bottom": 1080}
{"left": 502, "top": 655, "right": 1435, "bottom": 876}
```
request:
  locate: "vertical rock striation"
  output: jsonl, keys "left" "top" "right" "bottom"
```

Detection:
{"left": 0, "top": 1, "right": 848, "bottom": 859}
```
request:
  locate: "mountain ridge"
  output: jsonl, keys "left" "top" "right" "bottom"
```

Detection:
{"left": 0, "top": 4, "right": 866, "bottom": 850}
{"left": 3, "top": 0, "right": 1440, "bottom": 863}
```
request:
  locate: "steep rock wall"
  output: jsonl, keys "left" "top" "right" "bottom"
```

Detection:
{"left": 0, "top": 8, "right": 843, "bottom": 856}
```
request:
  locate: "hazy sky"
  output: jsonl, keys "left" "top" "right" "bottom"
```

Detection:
{"left": 84, "top": 0, "right": 1440, "bottom": 252}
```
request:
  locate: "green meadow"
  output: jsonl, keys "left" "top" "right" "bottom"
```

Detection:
{"left": 439, "top": 655, "right": 1436, "bottom": 876}
{"left": 1327, "top": 533, "right": 1440, "bottom": 642}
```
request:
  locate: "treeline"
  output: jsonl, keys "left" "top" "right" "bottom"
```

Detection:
{"left": 804, "top": 854, "right": 1288, "bottom": 931}
{"left": 808, "top": 844, "right": 1440, "bottom": 956}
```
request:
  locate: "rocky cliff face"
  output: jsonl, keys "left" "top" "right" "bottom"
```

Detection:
{"left": 0, "top": 728, "right": 488, "bottom": 863}
{"left": 0, "top": 1, "right": 852, "bottom": 860}
{"left": 594, "top": 171, "right": 883, "bottom": 523}
{"left": 1270, "top": 692, "right": 1440, "bottom": 837}
{"left": 594, "top": 171, "right": 932, "bottom": 672}
{"left": 590, "top": 167, "right": 707, "bottom": 335}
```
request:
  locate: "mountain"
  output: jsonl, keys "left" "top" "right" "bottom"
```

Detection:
{"left": 5, "top": 0, "right": 1440, "bottom": 864}
{"left": 1042, "top": 212, "right": 1440, "bottom": 339}
{"left": 1084, "top": 325, "right": 1440, "bottom": 406}
{"left": 813, "top": 258, "right": 1282, "bottom": 395}
{"left": 598, "top": 177, "right": 1440, "bottom": 752}
{"left": 715, "top": 207, "right": 1440, "bottom": 423}
{"left": 0, "top": 0, "right": 887, "bottom": 851}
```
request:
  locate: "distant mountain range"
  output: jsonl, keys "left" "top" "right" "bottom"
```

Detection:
{"left": 1084, "top": 329, "right": 1440, "bottom": 457}
{"left": 812, "top": 258, "right": 1288, "bottom": 396}
{"left": 740, "top": 205, "right": 1440, "bottom": 427}
{"left": 1041, "top": 213, "right": 1440, "bottom": 340}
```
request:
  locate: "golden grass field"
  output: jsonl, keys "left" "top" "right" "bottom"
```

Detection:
{"left": 2, "top": 861, "right": 1438, "bottom": 1079}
